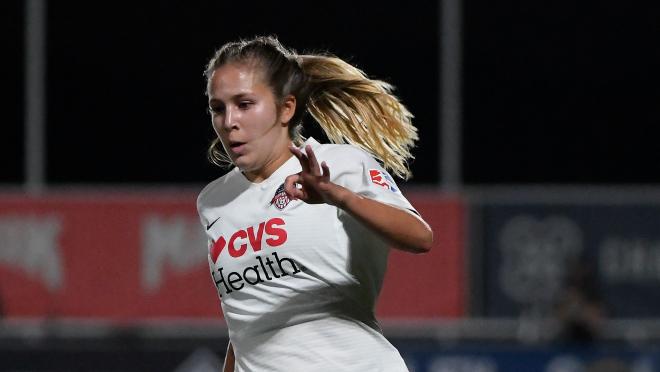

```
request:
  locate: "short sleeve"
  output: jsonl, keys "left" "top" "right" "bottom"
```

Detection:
{"left": 326, "top": 146, "right": 418, "bottom": 215}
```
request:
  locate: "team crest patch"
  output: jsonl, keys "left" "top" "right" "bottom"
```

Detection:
{"left": 270, "top": 183, "right": 291, "bottom": 210}
{"left": 369, "top": 169, "right": 398, "bottom": 193}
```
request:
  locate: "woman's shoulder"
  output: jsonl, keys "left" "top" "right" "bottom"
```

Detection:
{"left": 196, "top": 167, "right": 242, "bottom": 211}
{"left": 313, "top": 141, "right": 375, "bottom": 165}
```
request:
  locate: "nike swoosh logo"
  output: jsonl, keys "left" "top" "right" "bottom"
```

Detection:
{"left": 206, "top": 217, "right": 221, "bottom": 231}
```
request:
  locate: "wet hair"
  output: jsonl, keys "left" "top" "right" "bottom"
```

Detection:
{"left": 205, "top": 35, "right": 418, "bottom": 179}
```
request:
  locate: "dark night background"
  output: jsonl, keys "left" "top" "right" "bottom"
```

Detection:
{"left": 3, "top": 0, "right": 660, "bottom": 186}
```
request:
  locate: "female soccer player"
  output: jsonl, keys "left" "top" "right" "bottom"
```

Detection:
{"left": 198, "top": 35, "right": 433, "bottom": 372}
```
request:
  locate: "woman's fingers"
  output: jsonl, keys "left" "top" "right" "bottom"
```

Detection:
{"left": 321, "top": 161, "right": 331, "bottom": 180}
{"left": 290, "top": 144, "right": 329, "bottom": 184}
{"left": 284, "top": 173, "right": 304, "bottom": 200}
{"left": 284, "top": 148, "right": 332, "bottom": 204}
{"left": 289, "top": 146, "right": 310, "bottom": 173}
{"left": 304, "top": 145, "right": 322, "bottom": 176}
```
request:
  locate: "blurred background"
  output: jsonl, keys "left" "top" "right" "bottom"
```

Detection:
{"left": 2, "top": 0, "right": 660, "bottom": 371}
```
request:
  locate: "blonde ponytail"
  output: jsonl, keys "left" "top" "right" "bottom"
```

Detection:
{"left": 299, "top": 55, "right": 418, "bottom": 180}
{"left": 204, "top": 36, "right": 418, "bottom": 178}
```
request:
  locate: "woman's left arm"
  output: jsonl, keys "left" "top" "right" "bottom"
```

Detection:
{"left": 285, "top": 145, "right": 433, "bottom": 254}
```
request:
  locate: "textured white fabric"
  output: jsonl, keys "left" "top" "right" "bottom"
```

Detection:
{"left": 197, "top": 138, "right": 413, "bottom": 372}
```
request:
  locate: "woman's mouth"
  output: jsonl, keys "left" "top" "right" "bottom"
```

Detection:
{"left": 229, "top": 141, "right": 246, "bottom": 154}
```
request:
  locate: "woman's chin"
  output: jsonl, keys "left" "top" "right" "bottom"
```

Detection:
{"left": 233, "top": 158, "right": 253, "bottom": 172}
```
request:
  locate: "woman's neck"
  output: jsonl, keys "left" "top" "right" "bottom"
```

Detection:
{"left": 242, "top": 143, "right": 294, "bottom": 183}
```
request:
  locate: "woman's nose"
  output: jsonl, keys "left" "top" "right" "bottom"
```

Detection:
{"left": 222, "top": 107, "right": 235, "bottom": 129}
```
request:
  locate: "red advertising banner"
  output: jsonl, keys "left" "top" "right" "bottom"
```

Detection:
{"left": 377, "top": 193, "right": 465, "bottom": 318}
{"left": 0, "top": 191, "right": 464, "bottom": 320}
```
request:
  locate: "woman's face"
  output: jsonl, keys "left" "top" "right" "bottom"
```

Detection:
{"left": 208, "top": 62, "right": 295, "bottom": 181}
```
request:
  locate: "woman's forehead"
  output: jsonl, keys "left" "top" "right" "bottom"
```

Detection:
{"left": 208, "top": 63, "right": 269, "bottom": 98}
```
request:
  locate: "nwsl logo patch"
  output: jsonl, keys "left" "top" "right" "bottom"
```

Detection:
{"left": 369, "top": 169, "right": 398, "bottom": 193}
{"left": 270, "top": 183, "right": 291, "bottom": 210}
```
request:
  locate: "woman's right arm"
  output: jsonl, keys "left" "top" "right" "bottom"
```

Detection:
{"left": 222, "top": 342, "right": 235, "bottom": 372}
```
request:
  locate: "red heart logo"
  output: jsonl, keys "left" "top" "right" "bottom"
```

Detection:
{"left": 210, "top": 236, "right": 226, "bottom": 263}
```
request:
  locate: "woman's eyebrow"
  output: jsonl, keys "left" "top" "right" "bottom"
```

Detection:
{"left": 208, "top": 93, "right": 252, "bottom": 104}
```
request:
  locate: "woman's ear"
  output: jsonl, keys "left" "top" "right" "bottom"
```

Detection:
{"left": 279, "top": 95, "right": 297, "bottom": 125}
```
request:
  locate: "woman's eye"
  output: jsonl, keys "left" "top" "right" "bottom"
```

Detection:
{"left": 209, "top": 106, "right": 225, "bottom": 114}
{"left": 238, "top": 101, "right": 253, "bottom": 109}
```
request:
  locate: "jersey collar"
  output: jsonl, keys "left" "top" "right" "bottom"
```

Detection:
{"left": 235, "top": 137, "right": 321, "bottom": 187}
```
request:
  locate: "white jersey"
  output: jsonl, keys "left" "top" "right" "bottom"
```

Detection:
{"left": 197, "top": 138, "right": 414, "bottom": 372}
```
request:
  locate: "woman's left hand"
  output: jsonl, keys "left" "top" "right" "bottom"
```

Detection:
{"left": 284, "top": 145, "right": 347, "bottom": 205}
{"left": 285, "top": 145, "right": 433, "bottom": 253}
